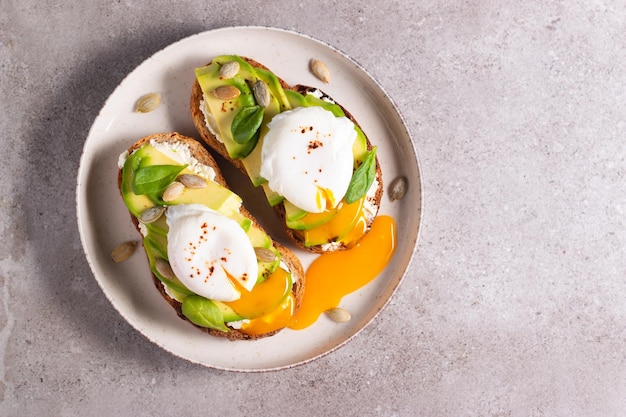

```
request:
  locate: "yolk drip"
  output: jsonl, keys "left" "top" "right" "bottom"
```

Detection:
{"left": 289, "top": 215, "right": 396, "bottom": 330}
{"left": 225, "top": 267, "right": 291, "bottom": 319}
{"left": 240, "top": 294, "right": 295, "bottom": 335}
{"left": 303, "top": 197, "right": 366, "bottom": 248}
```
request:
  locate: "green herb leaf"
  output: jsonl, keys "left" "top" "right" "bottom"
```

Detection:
{"left": 181, "top": 295, "right": 230, "bottom": 332}
{"left": 132, "top": 164, "right": 187, "bottom": 196}
{"left": 231, "top": 105, "right": 264, "bottom": 144}
{"left": 345, "top": 147, "right": 377, "bottom": 204}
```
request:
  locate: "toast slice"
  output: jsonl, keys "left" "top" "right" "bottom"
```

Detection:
{"left": 190, "top": 56, "right": 383, "bottom": 253}
{"left": 118, "top": 132, "right": 304, "bottom": 340}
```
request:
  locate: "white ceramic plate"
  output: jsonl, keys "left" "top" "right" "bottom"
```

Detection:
{"left": 76, "top": 26, "right": 422, "bottom": 372}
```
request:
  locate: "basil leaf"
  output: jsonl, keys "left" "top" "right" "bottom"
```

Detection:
{"left": 132, "top": 164, "right": 187, "bottom": 196}
{"left": 181, "top": 295, "right": 230, "bottom": 332}
{"left": 231, "top": 105, "right": 264, "bottom": 144}
{"left": 345, "top": 147, "right": 377, "bottom": 204}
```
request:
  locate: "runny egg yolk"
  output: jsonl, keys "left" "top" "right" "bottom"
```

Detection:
{"left": 301, "top": 196, "right": 367, "bottom": 248}
{"left": 289, "top": 215, "right": 397, "bottom": 330}
{"left": 225, "top": 267, "right": 291, "bottom": 319}
{"left": 240, "top": 295, "right": 296, "bottom": 336}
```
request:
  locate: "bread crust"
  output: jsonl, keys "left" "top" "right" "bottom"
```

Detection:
{"left": 190, "top": 57, "right": 383, "bottom": 253}
{"left": 118, "top": 132, "right": 305, "bottom": 340}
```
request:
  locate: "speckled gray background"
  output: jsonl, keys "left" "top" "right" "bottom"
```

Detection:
{"left": 2, "top": 1, "right": 626, "bottom": 416}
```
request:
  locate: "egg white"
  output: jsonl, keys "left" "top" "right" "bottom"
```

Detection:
{"left": 165, "top": 204, "right": 258, "bottom": 302}
{"left": 260, "top": 106, "right": 356, "bottom": 213}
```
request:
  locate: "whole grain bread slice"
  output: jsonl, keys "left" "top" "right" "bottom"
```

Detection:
{"left": 190, "top": 57, "right": 383, "bottom": 253}
{"left": 118, "top": 132, "right": 305, "bottom": 340}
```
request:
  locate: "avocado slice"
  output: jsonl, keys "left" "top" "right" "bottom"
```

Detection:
{"left": 143, "top": 237, "right": 193, "bottom": 295}
{"left": 285, "top": 200, "right": 338, "bottom": 231}
{"left": 214, "top": 301, "right": 244, "bottom": 323}
{"left": 246, "top": 223, "right": 280, "bottom": 283}
{"left": 195, "top": 64, "right": 257, "bottom": 159}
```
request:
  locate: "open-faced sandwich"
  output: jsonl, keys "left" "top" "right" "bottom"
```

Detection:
{"left": 190, "top": 56, "right": 383, "bottom": 253}
{"left": 117, "top": 132, "right": 304, "bottom": 340}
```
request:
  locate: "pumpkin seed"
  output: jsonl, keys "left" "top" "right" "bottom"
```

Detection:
{"left": 213, "top": 85, "right": 240, "bottom": 100}
{"left": 389, "top": 176, "right": 408, "bottom": 201}
{"left": 139, "top": 206, "right": 165, "bottom": 224}
{"left": 253, "top": 80, "right": 271, "bottom": 108}
{"left": 111, "top": 241, "right": 137, "bottom": 263}
{"left": 326, "top": 307, "right": 351, "bottom": 323}
{"left": 254, "top": 247, "right": 277, "bottom": 263}
{"left": 135, "top": 93, "right": 161, "bottom": 113}
{"left": 178, "top": 174, "right": 207, "bottom": 189}
{"left": 162, "top": 181, "right": 184, "bottom": 202}
{"left": 310, "top": 58, "right": 330, "bottom": 83}
{"left": 155, "top": 258, "right": 175, "bottom": 279}
{"left": 219, "top": 61, "right": 240, "bottom": 79}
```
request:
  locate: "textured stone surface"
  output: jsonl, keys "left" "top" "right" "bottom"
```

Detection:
{"left": 1, "top": 0, "right": 626, "bottom": 416}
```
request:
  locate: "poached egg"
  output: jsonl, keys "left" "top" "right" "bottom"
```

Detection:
{"left": 260, "top": 106, "right": 356, "bottom": 213}
{"left": 166, "top": 204, "right": 258, "bottom": 302}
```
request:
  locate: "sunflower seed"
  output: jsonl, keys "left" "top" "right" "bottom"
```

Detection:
{"left": 135, "top": 93, "right": 161, "bottom": 113}
{"left": 254, "top": 247, "right": 277, "bottom": 263}
{"left": 155, "top": 258, "right": 175, "bottom": 279}
{"left": 139, "top": 206, "right": 165, "bottom": 224}
{"left": 253, "top": 80, "right": 271, "bottom": 108}
{"left": 178, "top": 174, "right": 207, "bottom": 189}
{"left": 389, "top": 176, "right": 408, "bottom": 201}
{"left": 326, "top": 307, "right": 351, "bottom": 323}
{"left": 162, "top": 181, "right": 184, "bottom": 202}
{"left": 213, "top": 85, "right": 241, "bottom": 100}
{"left": 310, "top": 58, "right": 330, "bottom": 83}
{"left": 111, "top": 241, "right": 137, "bottom": 263}
{"left": 219, "top": 61, "right": 240, "bottom": 79}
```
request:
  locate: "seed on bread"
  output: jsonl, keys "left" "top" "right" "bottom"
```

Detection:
{"left": 253, "top": 80, "right": 271, "bottom": 108}
{"left": 111, "top": 241, "right": 137, "bottom": 263}
{"left": 213, "top": 85, "right": 241, "bottom": 100}
{"left": 135, "top": 93, "right": 161, "bottom": 113}
{"left": 178, "top": 174, "right": 207, "bottom": 189}
{"left": 139, "top": 206, "right": 165, "bottom": 224}
{"left": 155, "top": 258, "right": 175, "bottom": 279}
{"left": 162, "top": 181, "right": 184, "bottom": 202}
{"left": 219, "top": 61, "right": 240, "bottom": 79}
{"left": 310, "top": 58, "right": 330, "bottom": 83}
{"left": 254, "top": 247, "right": 277, "bottom": 263}
{"left": 326, "top": 307, "right": 351, "bottom": 322}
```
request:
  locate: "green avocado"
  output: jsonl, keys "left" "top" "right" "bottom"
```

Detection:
{"left": 195, "top": 56, "right": 372, "bottom": 247}
{"left": 246, "top": 224, "right": 280, "bottom": 283}
{"left": 214, "top": 300, "right": 244, "bottom": 323}
{"left": 121, "top": 142, "right": 285, "bottom": 328}
{"left": 195, "top": 64, "right": 257, "bottom": 159}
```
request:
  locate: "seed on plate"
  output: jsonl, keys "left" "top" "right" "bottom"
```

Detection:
{"left": 155, "top": 258, "right": 175, "bottom": 279}
{"left": 111, "top": 241, "right": 137, "bottom": 263}
{"left": 178, "top": 174, "right": 207, "bottom": 189}
{"left": 254, "top": 247, "right": 277, "bottom": 263}
{"left": 139, "top": 206, "right": 165, "bottom": 224}
{"left": 213, "top": 85, "right": 241, "bottom": 100}
{"left": 162, "top": 181, "right": 184, "bottom": 202}
{"left": 135, "top": 93, "right": 161, "bottom": 113}
{"left": 326, "top": 307, "right": 351, "bottom": 323}
{"left": 310, "top": 58, "right": 330, "bottom": 83}
{"left": 253, "top": 80, "right": 271, "bottom": 108}
{"left": 219, "top": 61, "right": 240, "bottom": 79}
{"left": 389, "top": 176, "right": 408, "bottom": 201}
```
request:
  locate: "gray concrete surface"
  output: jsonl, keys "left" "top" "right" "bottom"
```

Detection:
{"left": 2, "top": 0, "right": 626, "bottom": 416}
